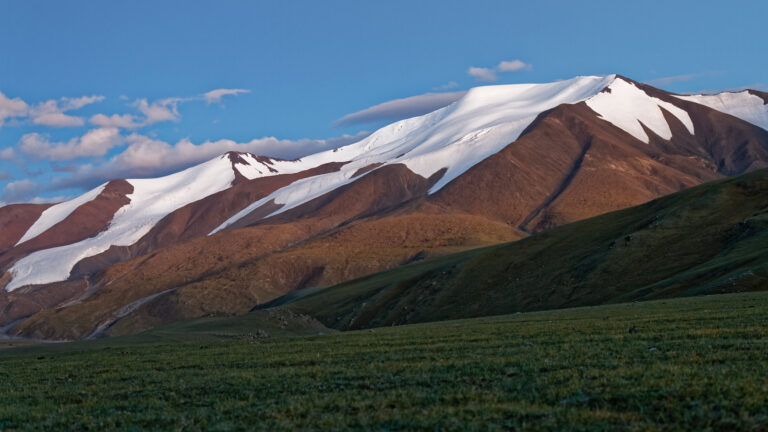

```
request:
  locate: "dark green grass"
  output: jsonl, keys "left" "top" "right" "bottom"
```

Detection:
{"left": 1, "top": 291, "right": 767, "bottom": 431}
{"left": 281, "top": 168, "right": 768, "bottom": 330}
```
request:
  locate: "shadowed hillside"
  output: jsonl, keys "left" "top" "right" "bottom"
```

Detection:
{"left": 275, "top": 167, "right": 768, "bottom": 329}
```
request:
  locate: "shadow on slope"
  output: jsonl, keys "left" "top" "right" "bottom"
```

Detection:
{"left": 269, "top": 167, "right": 768, "bottom": 329}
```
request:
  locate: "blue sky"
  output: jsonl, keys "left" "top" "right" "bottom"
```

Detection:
{"left": 1, "top": 0, "right": 766, "bottom": 204}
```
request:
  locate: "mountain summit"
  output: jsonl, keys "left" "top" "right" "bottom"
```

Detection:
{"left": 2, "top": 75, "right": 768, "bottom": 339}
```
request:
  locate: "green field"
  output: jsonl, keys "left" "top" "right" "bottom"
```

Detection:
{"left": 1, "top": 291, "right": 767, "bottom": 431}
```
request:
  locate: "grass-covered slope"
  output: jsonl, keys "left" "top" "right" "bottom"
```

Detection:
{"left": 278, "top": 168, "right": 768, "bottom": 330}
{"left": 0, "top": 292, "right": 766, "bottom": 430}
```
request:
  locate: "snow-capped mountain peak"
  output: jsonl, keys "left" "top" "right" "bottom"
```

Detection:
{"left": 4, "top": 74, "right": 768, "bottom": 296}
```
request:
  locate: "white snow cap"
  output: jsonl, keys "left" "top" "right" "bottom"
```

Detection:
{"left": 6, "top": 155, "right": 269, "bottom": 291}
{"left": 212, "top": 75, "right": 618, "bottom": 234}
{"left": 585, "top": 77, "right": 694, "bottom": 143}
{"left": 675, "top": 91, "right": 768, "bottom": 132}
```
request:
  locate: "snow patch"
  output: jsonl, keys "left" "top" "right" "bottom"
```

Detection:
{"left": 232, "top": 153, "right": 278, "bottom": 179}
{"left": 16, "top": 184, "right": 107, "bottom": 246}
{"left": 674, "top": 91, "right": 768, "bottom": 131}
{"left": 585, "top": 78, "right": 694, "bottom": 143}
{"left": 6, "top": 157, "right": 239, "bottom": 291}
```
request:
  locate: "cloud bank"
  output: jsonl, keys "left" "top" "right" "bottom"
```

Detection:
{"left": 334, "top": 91, "right": 467, "bottom": 127}
{"left": 19, "top": 128, "right": 124, "bottom": 161}
{"left": 0, "top": 92, "right": 30, "bottom": 127}
{"left": 48, "top": 130, "right": 371, "bottom": 191}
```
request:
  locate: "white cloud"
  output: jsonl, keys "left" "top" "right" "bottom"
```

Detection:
{"left": 32, "top": 112, "right": 85, "bottom": 127}
{"left": 135, "top": 98, "right": 180, "bottom": 124}
{"left": 27, "top": 95, "right": 104, "bottom": 127}
{"left": 467, "top": 67, "right": 497, "bottom": 82}
{"left": 497, "top": 60, "right": 531, "bottom": 72}
{"left": 0, "top": 179, "right": 39, "bottom": 203}
{"left": 0, "top": 92, "right": 29, "bottom": 127}
{"left": 89, "top": 98, "right": 180, "bottom": 129}
{"left": 0, "top": 147, "right": 15, "bottom": 160}
{"left": 203, "top": 88, "right": 250, "bottom": 104}
{"left": 433, "top": 81, "right": 459, "bottom": 91}
{"left": 645, "top": 73, "right": 702, "bottom": 87}
{"left": 19, "top": 128, "right": 124, "bottom": 161}
{"left": 90, "top": 113, "right": 142, "bottom": 129}
{"left": 334, "top": 91, "right": 467, "bottom": 127}
{"left": 89, "top": 88, "right": 249, "bottom": 130}
{"left": 0, "top": 183, "right": 69, "bottom": 205}
{"left": 50, "top": 131, "right": 371, "bottom": 191}
{"left": 60, "top": 95, "right": 105, "bottom": 111}
{"left": 468, "top": 59, "right": 532, "bottom": 82}
{"left": 115, "top": 132, "right": 371, "bottom": 176}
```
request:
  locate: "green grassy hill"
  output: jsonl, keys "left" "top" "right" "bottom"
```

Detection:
{"left": 1, "top": 292, "right": 766, "bottom": 430}
{"left": 274, "top": 167, "right": 768, "bottom": 330}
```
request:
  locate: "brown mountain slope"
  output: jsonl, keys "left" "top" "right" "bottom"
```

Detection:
{"left": 69, "top": 161, "right": 348, "bottom": 277}
{"left": 84, "top": 90, "right": 768, "bottom": 338}
{"left": 424, "top": 86, "right": 768, "bottom": 231}
{"left": 0, "top": 203, "right": 52, "bottom": 252}
{"left": 12, "top": 211, "right": 522, "bottom": 339}
{"left": 0, "top": 180, "right": 133, "bottom": 271}
{"left": 5, "top": 78, "right": 768, "bottom": 339}
{"left": 749, "top": 89, "right": 768, "bottom": 103}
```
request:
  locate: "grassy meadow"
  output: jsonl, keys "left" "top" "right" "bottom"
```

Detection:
{"left": 1, "top": 291, "right": 766, "bottom": 431}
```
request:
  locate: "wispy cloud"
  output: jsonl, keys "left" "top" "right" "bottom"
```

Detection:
{"left": 433, "top": 81, "right": 459, "bottom": 91}
{"left": 90, "top": 113, "right": 142, "bottom": 129}
{"left": 28, "top": 195, "right": 70, "bottom": 204}
{"left": 467, "top": 67, "right": 497, "bottom": 82}
{"left": 0, "top": 147, "right": 15, "bottom": 160}
{"left": 29, "top": 95, "right": 105, "bottom": 127}
{"left": 0, "top": 92, "right": 30, "bottom": 127}
{"left": 334, "top": 91, "right": 467, "bottom": 127}
{"left": 89, "top": 98, "right": 181, "bottom": 129}
{"left": 645, "top": 73, "right": 702, "bottom": 87}
{"left": 682, "top": 82, "right": 768, "bottom": 95}
{"left": 203, "top": 88, "right": 251, "bottom": 104}
{"left": 89, "top": 88, "right": 250, "bottom": 129}
{"left": 468, "top": 59, "right": 532, "bottom": 82}
{"left": 135, "top": 98, "right": 180, "bottom": 124}
{"left": 645, "top": 71, "right": 725, "bottom": 88}
{"left": 0, "top": 92, "right": 104, "bottom": 128}
{"left": 497, "top": 60, "right": 531, "bottom": 72}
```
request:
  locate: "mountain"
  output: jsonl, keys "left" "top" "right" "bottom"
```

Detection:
{"left": 2, "top": 74, "right": 768, "bottom": 339}
{"left": 267, "top": 166, "right": 768, "bottom": 329}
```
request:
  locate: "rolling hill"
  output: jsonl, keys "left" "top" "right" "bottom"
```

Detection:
{"left": 272, "top": 166, "right": 768, "bottom": 329}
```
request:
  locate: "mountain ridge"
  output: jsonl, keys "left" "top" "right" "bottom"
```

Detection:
{"left": 2, "top": 74, "right": 768, "bottom": 339}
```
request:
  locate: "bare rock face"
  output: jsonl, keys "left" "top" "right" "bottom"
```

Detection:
{"left": 3, "top": 75, "right": 768, "bottom": 340}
